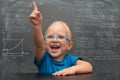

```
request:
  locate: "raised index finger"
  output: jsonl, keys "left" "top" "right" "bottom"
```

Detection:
{"left": 32, "top": 2, "right": 38, "bottom": 10}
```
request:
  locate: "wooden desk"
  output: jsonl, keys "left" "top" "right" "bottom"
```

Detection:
{"left": 2, "top": 72, "right": 118, "bottom": 80}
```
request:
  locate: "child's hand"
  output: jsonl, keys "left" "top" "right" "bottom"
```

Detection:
{"left": 52, "top": 66, "right": 76, "bottom": 76}
{"left": 29, "top": 2, "right": 42, "bottom": 26}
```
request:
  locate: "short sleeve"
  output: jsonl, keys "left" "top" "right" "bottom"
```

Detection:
{"left": 78, "top": 57, "right": 83, "bottom": 60}
{"left": 34, "top": 52, "right": 48, "bottom": 68}
{"left": 66, "top": 54, "right": 83, "bottom": 66}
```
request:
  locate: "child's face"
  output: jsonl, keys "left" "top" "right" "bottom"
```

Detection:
{"left": 45, "top": 23, "right": 73, "bottom": 61}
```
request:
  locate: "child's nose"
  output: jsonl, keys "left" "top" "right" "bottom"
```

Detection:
{"left": 52, "top": 37, "right": 60, "bottom": 42}
{"left": 53, "top": 37, "right": 57, "bottom": 41}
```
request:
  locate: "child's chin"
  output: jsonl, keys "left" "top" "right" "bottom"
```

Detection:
{"left": 50, "top": 52, "right": 59, "bottom": 56}
{"left": 50, "top": 52, "right": 60, "bottom": 57}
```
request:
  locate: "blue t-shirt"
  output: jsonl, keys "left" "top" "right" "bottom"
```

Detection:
{"left": 34, "top": 51, "right": 82, "bottom": 74}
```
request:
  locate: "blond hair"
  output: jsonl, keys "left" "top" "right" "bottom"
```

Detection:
{"left": 46, "top": 21, "right": 72, "bottom": 40}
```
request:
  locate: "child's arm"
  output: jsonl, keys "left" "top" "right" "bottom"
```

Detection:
{"left": 29, "top": 2, "right": 45, "bottom": 61}
{"left": 53, "top": 60, "right": 93, "bottom": 76}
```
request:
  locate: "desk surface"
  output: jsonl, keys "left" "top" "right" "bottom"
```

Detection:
{"left": 2, "top": 72, "right": 119, "bottom": 80}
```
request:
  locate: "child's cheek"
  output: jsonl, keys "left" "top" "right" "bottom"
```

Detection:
{"left": 62, "top": 43, "right": 68, "bottom": 50}
{"left": 45, "top": 41, "right": 49, "bottom": 49}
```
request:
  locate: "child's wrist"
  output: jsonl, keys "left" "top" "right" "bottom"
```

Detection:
{"left": 33, "top": 24, "right": 42, "bottom": 28}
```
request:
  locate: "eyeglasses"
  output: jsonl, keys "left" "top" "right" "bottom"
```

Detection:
{"left": 44, "top": 35, "right": 71, "bottom": 42}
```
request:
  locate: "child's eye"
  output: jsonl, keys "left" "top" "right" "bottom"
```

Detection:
{"left": 58, "top": 35, "right": 64, "bottom": 39}
{"left": 47, "top": 35, "right": 53, "bottom": 39}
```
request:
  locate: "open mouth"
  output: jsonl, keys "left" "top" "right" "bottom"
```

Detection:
{"left": 50, "top": 45, "right": 60, "bottom": 50}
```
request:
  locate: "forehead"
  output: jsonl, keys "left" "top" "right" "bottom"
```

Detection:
{"left": 46, "top": 22, "right": 68, "bottom": 35}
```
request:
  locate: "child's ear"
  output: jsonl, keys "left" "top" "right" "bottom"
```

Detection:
{"left": 67, "top": 41, "right": 73, "bottom": 50}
